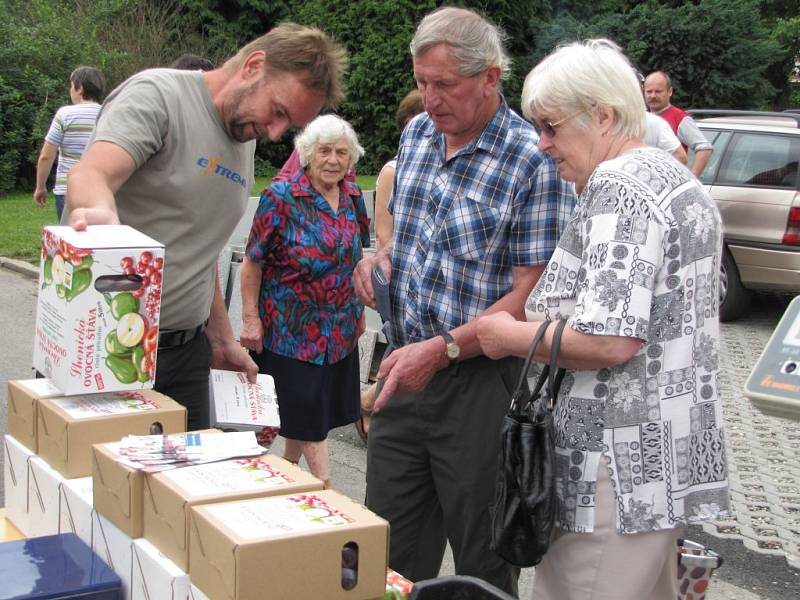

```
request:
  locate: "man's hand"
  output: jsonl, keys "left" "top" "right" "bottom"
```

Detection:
{"left": 211, "top": 338, "right": 259, "bottom": 382}
{"left": 373, "top": 337, "right": 447, "bottom": 411}
{"left": 353, "top": 246, "right": 392, "bottom": 309}
{"left": 476, "top": 311, "right": 517, "bottom": 359}
{"left": 69, "top": 207, "right": 120, "bottom": 231}
{"left": 33, "top": 188, "right": 48, "bottom": 208}
{"left": 240, "top": 315, "right": 264, "bottom": 354}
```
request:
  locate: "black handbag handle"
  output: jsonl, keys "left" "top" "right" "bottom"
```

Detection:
{"left": 546, "top": 319, "right": 568, "bottom": 410}
{"left": 508, "top": 320, "right": 552, "bottom": 414}
{"left": 519, "top": 319, "right": 568, "bottom": 414}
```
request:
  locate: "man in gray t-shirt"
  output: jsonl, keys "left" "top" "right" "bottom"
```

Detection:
{"left": 67, "top": 24, "right": 347, "bottom": 429}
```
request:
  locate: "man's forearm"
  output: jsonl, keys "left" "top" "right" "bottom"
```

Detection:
{"left": 36, "top": 156, "right": 56, "bottom": 191}
{"left": 66, "top": 165, "right": 119, "bottom": 215}
{"left": 449, "top": 265, "right": 543, "bottom": 361}
{"left": 690, "top": 149, "right": 712, "bottom": 177}
{"left": 206, "top": 265, "right": 236, "bottom": 344}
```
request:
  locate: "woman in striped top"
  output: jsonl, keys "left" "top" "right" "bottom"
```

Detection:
{"left": 34, "top": 66, "right": 105, "bottom": 221}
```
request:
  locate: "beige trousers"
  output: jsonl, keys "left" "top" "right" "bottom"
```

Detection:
{"left": 532, "top": 457, "right": 681, "bottom": 600}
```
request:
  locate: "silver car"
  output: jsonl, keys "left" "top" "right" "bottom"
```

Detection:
{"left": 690, "top": 110, "right": 800, "bottom": 321}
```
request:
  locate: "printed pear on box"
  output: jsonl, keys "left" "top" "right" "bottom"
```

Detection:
{"left": 103, "top": 251, "right": 163, "bottom": 384}
{"left": 34, "top": 225, "right": 165, "bottom": 395}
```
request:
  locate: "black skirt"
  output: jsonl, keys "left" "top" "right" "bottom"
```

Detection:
{"left": 251, "top": 348, "right": 360, "bottom": 441}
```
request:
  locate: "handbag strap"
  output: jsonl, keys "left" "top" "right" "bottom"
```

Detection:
{"left": 524, "top": 319, "right": 568, "bottom": 414}
{"left": 508, "top": 320, "right": 553, "bottom": 414}
{"left": 546, "top": 319, "right": 568, "bottom": 410}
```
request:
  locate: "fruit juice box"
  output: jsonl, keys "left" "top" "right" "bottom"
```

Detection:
{"left": 33, "top": 225, "right": 165, "bottom": 395}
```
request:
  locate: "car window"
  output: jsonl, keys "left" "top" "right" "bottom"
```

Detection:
{"left": 695, "top": 129, "right": 732, "bottom": 184}
{"left": 717, "top": 132, "right": 799, "bottom": 189}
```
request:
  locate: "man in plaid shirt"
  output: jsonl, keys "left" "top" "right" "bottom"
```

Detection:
{"left": 354, "top": 7, "right": 574, "bottom": 594}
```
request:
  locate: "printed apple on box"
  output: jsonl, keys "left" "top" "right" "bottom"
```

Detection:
{"left": 34, "top": 225, "right": 164, "bottom": 395}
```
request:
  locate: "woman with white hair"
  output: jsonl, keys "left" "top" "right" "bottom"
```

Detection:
{"left": 476, "top": 40, "right": 730, "bottom": 598}
{"left": 240, "top": 114, "right": 369, "bottom": 488}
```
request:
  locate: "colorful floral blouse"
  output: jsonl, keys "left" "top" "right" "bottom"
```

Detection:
{"left": 245, "top": 171, "right": 370, "bottom": 365}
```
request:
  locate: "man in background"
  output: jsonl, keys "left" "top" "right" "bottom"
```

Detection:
{"left": 644, "top": 70, "right": 712, "bottom": 176}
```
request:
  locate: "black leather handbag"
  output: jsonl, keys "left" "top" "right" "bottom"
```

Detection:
{"left": 490, "top": 319, "right": 567, "bottom": 568}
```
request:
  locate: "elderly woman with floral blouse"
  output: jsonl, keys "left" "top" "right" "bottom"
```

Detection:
{"left": 240, "top": 115, "right": 369, "bottom": 489}
{"left": 476, "top": 40, "right": 731, "bottom": 599}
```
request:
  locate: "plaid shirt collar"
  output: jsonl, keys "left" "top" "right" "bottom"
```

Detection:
{"left": 419, "top": 94, "right": 515, "bottom": 162}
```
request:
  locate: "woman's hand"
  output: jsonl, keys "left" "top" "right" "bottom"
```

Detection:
{"left": 240, "top": 315, "right": 264, "bottom": 354}
{"left": 476, "top": 311, "right": 517, "bottom": 359}
{"left": 353, "top": 245, "right": 392, "bottom": 310}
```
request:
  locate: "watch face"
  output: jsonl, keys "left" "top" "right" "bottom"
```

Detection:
{"left": 446, "top": 343, "right": 460, "bottom": 360}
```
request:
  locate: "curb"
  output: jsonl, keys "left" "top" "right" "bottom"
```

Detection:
{"left": 0, "top": 257, "right": 39, "bottom": 280}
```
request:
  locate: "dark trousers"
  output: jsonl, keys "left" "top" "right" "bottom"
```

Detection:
{"left": 366, "top": 353, "right": 522, "bottom": 596}
{"left": 154, "top": 332, "right": 212, "bottom": 430}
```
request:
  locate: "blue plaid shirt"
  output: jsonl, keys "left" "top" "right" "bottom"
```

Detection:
{"left": 387, "top": 98, "right": 575, "bottom": 347}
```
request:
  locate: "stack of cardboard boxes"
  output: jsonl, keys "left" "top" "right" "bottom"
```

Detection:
{"left": 2, "top": 225, "right": 390, "bottom": 600}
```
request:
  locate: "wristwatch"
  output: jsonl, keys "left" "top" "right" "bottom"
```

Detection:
{"left": 440, "top": 330, "right": 461, "bottom": 363}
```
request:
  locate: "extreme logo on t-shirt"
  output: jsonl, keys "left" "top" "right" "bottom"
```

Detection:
{"left": 196, "top": 155, "right": 248, "bottom": 189}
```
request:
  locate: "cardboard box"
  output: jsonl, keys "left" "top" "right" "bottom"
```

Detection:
{"left": 92, "top": 510, "right": 133, "bottom": 600}
{"left": 92, "top": 429, "right": 221, "bottom": 538}
{"left": 0, "top": 509, "right": 25, "bottom": 542}
{"left": 3, "top": 434, "right": 34, "bottom": 535}
{"left": 189, "top": 490, "right": 389, "bottom": 600}
{"left": 131, "top": 538, "right": 191, "bottom": 600}
{"left": 7, "top": 378, "right": 63, "bottom": 452}
{"left": 33, "top": 224, "right": 164, "bottom": 395}
{"left": 28, "top": 455, "right": 65, "bottom": 538}
{"left": 209, "top": 369, "right": 280, "bottom": 430}
{"left": 144, "top": 454, "right": 322, "bottom": 571}
{"left": 37, "top": 389, "right": 186, "bottom": 478}
{"left": 59, "top": 476, "right": 94, "bottom": 546}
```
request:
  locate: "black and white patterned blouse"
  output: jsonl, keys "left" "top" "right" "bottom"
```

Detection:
{"left": 526, "top": 147, "right": 732, "bottom": 534}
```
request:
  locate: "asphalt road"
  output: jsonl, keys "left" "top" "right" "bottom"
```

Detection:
{"left": 1, "top": 265, "right": 798, "bottom": 599}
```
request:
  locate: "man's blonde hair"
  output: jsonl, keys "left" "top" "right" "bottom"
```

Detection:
{"left": 224, "top": 23, "right": 348, "bottom": 109}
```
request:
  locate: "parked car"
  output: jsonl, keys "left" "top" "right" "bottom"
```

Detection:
{"left": 689, "top": 110, "right": 800, "bottom": 321}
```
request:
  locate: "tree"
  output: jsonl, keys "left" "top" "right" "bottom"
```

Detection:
{"left": 528, "top": 0, "right": 780, "bottom": 110}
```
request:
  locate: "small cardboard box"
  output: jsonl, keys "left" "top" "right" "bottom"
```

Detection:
{"left": 92, "top": 429, "right": 221, "bottom": 538}
{"left": 38, "top": 390, "right": 186, "bottom": 478}
{"left": 188, "top": 490, "right": 389, "bottom": 600}
{"left": 3, "top": 434, "right": 35, "bottom": 535}
{"left": 131, "top": 538, "right": 191, "bottom": 600}
{"left": 0, "top": 509, "right": 25, "bottom": 542}
{"left": 33, "top": 225, "right": 164, "bottom": 395}
{"left": 209, "top": 369, "right": 280, "bottom": 431}
{"left": 143, "top": 454, "right": 322, "bottom": 571}
{"left": 59, "top": 476, "right": 94, "bottom": 546}
{"left": 28, "top": 455, "right": 65, "bottom": 538}
{"left": 92, "top": 510, "right": 133, "bottom": 600}
{"left": 7, "top": 378, "right": 63, "bottom": 452}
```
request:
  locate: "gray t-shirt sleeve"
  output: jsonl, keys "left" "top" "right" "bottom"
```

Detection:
{"left": 678, "top": 116, "right": 713, "bottom": 151}
{"left": 90, "top": 77, "right": 169, "bottom": 168}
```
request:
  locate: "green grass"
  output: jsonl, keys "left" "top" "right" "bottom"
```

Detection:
{"left": 0, "top": 174, "right": 377, "bottom": 264}
{"left": 0, "top": 191, "right": 55, "bottom": 263}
